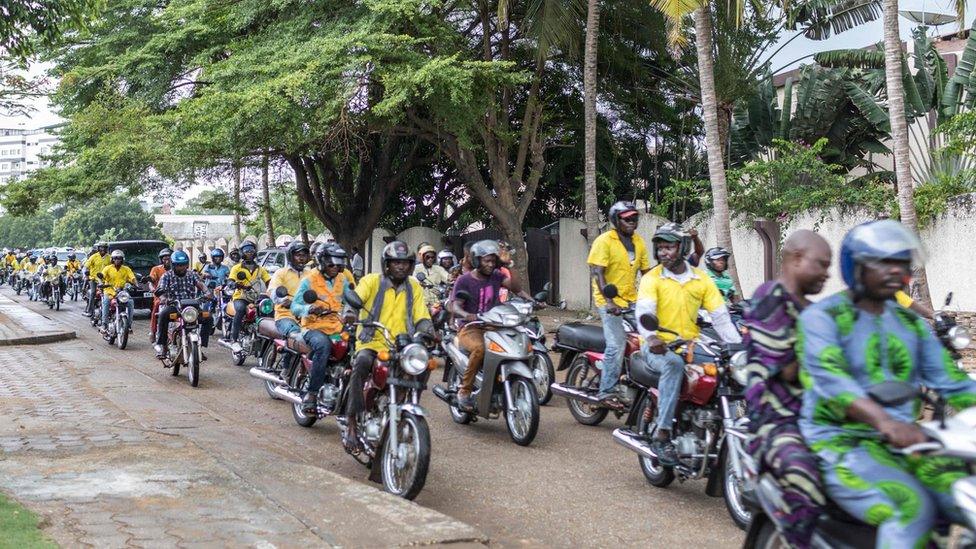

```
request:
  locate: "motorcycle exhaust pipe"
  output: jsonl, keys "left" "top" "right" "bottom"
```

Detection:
{"left": 217, "top": 339, "right": 233, "bottom": 350}
{"left": 248, "top": 367, "right": 286, "bottom": 386}
{"left": 431, "top": 384, "right": 452, "bottom": 403}
{"left": 612, "top": 427, "right": 656, "bottom": 460}
{"left": 550, "top": 383, "right": 603, "bottom": 404}
{"left": 271, "top": 385, "right": 303, "bottom": 405}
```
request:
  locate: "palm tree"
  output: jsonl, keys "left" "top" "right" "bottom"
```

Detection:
{"left": 882, "top": 0, "right": 932, "bottom": 306}
{"left": 260, "top": 153, "right": 276, "bottom": 247}
{"left": 583, "top": 0, "right": 601, "bottom": 246}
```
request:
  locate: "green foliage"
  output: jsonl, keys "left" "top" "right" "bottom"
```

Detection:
{"left": 0, "top": 213, "right": 56, "bottom": 249}
{"left": 0, "top": 492, "right": 56, "bottom": 548}
{"left": 176, "top": 190, "right": 238, "bottom": 215}
{"left": 50, "top": 195, "right": 164, "bottom": 246}
{"left": 912, "top": 171, "right": 976, "bottom": 227}
{"left": 244, "top": 183, "right": 324, "bottom": 238}
{"left": 938, "top": 111, "right": 976, "bottom": 155}
{"left": 0, "top": 0, "right": 102, "bottom": 61}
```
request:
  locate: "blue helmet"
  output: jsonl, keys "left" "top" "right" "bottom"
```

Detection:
{"left": 210, "top": 248, "right": 225, "bottom": 258}
{"left": 839, "top": 220, "right": 920, "bottom": 290}
{"left": 171, "top": 250, "right": 190, "bottom": 266}
{"left": 240, "top": 241, "right": 257, "bottom": 254}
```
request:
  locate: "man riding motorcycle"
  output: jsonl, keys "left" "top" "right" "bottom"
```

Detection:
{"left": 99, "top": 250, "right": 137, "bottom": 333}
{"left": 636, "top": 222, "right": 741, "bottom": 466}
{"left": 39, "top": 253, "right": 66, "bottom": 302}
{"left": 201, "top": 248, "right": 230, "bottom": 287}
{"left": 228, "top": 241, "right": 271, "bottom": 351}
{"left": 154, "top": 251, "right": 212, "bottom": 359}
{"left": 450, "top": 239, "right": 539, "bottom": 412}
{"left": 438, "top": 249, "right": 457, "bottom": 273}
{"left": 341, "top": 241, "right": 431, "bottom": 454}
{"left": 228, "top": 247, "right": 241, "bottom": 265}
{"left": 797, "top": 220, "right": 976, "bottom": 548}
{"left": 149, "top": 248, "right": 173, "bottom": 342}
{"left": 587, "top": 201, "right": 651, "bottom": 407}
{"left": 291, "top": 243, "right": 353, "bottom": 412}
{"left": 742, "top": 230, "right": 832, "bottom": 548}
{"left": 703, "top": 247, "right": 739, "bottom": 304}
{"left": 414, "top": 244, "right": 451, "bottom": 307}
{"left": 84, "top": 242, "right": 110, "bottom": 316}
{"left": 64, "top": 253, "right": 82, "bottom": 276}
{"left": 267, "top": 241, "right": 310, "bottom": 338}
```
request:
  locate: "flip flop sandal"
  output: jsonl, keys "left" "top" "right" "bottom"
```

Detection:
{"left": 341, "top": 429, "right": 363, "bottom": 456}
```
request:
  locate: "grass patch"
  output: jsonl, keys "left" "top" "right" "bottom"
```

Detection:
{"left": 0, "top": 492, "right": 55, "bottom": 549}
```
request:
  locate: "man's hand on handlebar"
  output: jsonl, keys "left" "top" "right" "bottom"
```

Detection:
{"left": 646, "top": 335, "right": 667, "bottom": 355}
{"left": 879, "top": 418, "right": 927, "bottom": 449}
{"left": 309, "top": 305, "right": 331, "bottom": 316}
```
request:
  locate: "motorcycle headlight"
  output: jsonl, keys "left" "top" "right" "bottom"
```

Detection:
{"left": 949, "top": 326, "right": 971, "bottom": 350}
{"left": 400, "top": 343, "right": 429, "bottom": 376}
{"left": 116, "top": 292, "right": 130, "bottom": 304}
{"left": 730, "top": 350, "right": 749, "bottom": 386}
{"left": 258, "top": 299, "right": 274, "bottom": 316}
{"left": 181, "top": 307, "right": 199, "bottom": 324}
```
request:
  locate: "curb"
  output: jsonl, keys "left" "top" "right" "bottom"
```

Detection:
{"left": 0, "top": 331, "right": 76, "bottom": 346}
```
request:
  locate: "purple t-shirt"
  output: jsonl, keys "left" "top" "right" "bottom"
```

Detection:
{"left": 452, "top": 270, "right": 507, "bottom": 321}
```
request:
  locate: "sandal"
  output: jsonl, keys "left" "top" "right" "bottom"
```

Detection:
{"left": 599, "top": 394, "right": 627, "bottom": 411}
{"left": 341, "top": 427, "right": 363, "bottom": 456}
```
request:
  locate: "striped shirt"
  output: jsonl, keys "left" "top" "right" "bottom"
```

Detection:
{"left": 158, "top": 270, "right": 203, "bottom": 301}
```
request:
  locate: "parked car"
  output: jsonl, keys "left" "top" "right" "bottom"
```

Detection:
{"left": 255, "top": 247, "right": 286, "bottom": 274}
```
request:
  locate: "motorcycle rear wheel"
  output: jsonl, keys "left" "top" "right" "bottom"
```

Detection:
{"left": 565, "top": 356, "right": 609, "bottom": 426}
{"left": 290, "top": 367, "right": 317, "bottom": 427}
{"left": 187, "top": 341, "right": 200, "bottom": 387}
{"left": 505, "top": 378, "right": 539, "bottom": 446}
{"left": 533, "top": 351, "right": 555, "bottom": 405}
{"left": 447, "top": 366, "right": 472, "bottom": 424}
{"left": 381, "top": 412, "right": 430, "bottom": 500}
{"left": 260, "top": 344, "right": 281, "bottom": 400}
{"left": 635, "top": 393, "right": 675, "bottom": 487}
{"left": 751, "top": 519, "right": 788, "bottom": 549}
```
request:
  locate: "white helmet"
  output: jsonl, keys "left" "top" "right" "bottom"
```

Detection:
{"left": 110, "top": 250, "right": 125, "bottom": 260}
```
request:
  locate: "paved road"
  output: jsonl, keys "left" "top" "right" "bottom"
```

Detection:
{"left": 10, "top": 290, "right": 745, "bottom": 547}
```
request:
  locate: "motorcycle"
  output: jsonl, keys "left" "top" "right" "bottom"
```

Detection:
{"left": 27, "top": 273, "right": 40, "bottom": 301}
{"left": 97, "top": 274, "right": 134, "bottom": 350}
{"left": 609, "top": 312, "right": 752, "bottom": 530}
{"left": 11, "top": 271, "right": 22, "bottom": 294}
{"left": 158, "top": 297, "right": 209, "bottom": 387}
{"left": 67, "top": 272, "right": 84, "bottom": 301}
{"left": 45, "top": 274, "right": 64, "bottom": 311}
{"left": 0, "top": 265, "right": 10, "bottom": 286}
{"left": 217, "top": 271, "right": 272, "bottom": 366}
{"left": 744, "top": 380, "right": 976, "bottom": 549}
{"left": 336, "top": 287, "right": 433, "bottom": 500}
{"left": 250, "top": 288, "right": 354, "bottom": 424}
{"left": 432, "top": 293, "right": 543, "bottom": 446}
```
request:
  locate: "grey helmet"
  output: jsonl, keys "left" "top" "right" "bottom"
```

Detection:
{"left": 381, "top": 241, "right": 415, "bottom": 271}
{"left": 316, "top": 243, "right": 347, "bottom": 270}
{"left": 704, "top": 247, "right": 731, "bottom": 270}
{"left": 608, "top": 201, "right": 639, "bottom": 227}
{"left": 470, "top": 240, "right": 501, "bottom": 269}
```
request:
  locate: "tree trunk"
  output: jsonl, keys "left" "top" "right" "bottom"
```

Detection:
{"left": 261, "top": 154, "right": 275, "bottom": 247}
{"left": 582, "top": 0, "right": 601, "bottom": 246}
{"left": 883, "top": 0, "right": 932, "bottom": 307}
{"left": 693, "top": 6, "right": 741, "bottom": 292}
{"left": 297, "top": 197, "right": 310, "bottom": 247}
{"left": 232, "top": 164, "right": 242, "bottom": 243}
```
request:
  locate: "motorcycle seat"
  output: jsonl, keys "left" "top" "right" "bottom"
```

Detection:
{"left": 816, "top": 503, "right": 876, "bottom": 547}
{"left": 258, "top": 318, "right": 283, "bottom": 339}
{"left": 629, "top": 351, "right": 659, "bottom": 388}
{"left": 556, "top": 322, "right": 606, "bottom": 352}
{"left": 287, "top": 333, "right": 312, "bottom": 355}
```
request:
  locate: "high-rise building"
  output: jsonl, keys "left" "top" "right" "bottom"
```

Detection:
{"left": 0, "top": 123, "right": 63, "bottom": 184}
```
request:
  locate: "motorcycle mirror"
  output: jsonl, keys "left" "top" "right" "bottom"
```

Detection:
{"left": 543, "top": 281, "right": 552, "bottom": 293}
{"left": 343, "top": 287, "right": 364, "bottom": 310}
{"left": 639, "top": 313, "right": 660, "bottom": 332}
{"left": 867, "top": 380, "right": 919, "bottom": 407}
{"left": 274, "top": 286, "right": 289, "bottom": 298}
{"left": 302, "top": 289, "right": 319, "bottom": 304}
{"left": 602, "top": 284, "right": 618, "bottom": 299}
{"left": 945, "top": 292, "right": 954, "bottom": 307}
{"left": 415, "top": 271, "right": 427, "bottom": 282}
{"left": 236, "top": 272, "right": 246, "bottom": 281}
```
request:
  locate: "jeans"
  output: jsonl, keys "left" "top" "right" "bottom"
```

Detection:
{"left": 87, "top": 280, "right": 98, "bottom": 315}
{"left": 156, "top": 304, "right": 212, "bottom": 347}
{"left": 230, "top": 299, "right": 250, "bottom": 341}
{"left": 303, "top": 329, "right": 333, "bottom": 394}
{"left": 275, "top": 318, "right": 300, "bottom": 337}
{"left": 102, "top": 294, "right": 134, "bottom": 329}
{"left": 346, "top": 349, "right": 378, "bottom": 416}
{"left": 643, "top": 345, "right": 711, "bottom": 431}
{"left": 597, "top": 306, "right": 627, "bottom": 397}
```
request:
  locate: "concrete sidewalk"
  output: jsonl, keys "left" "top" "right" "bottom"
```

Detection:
{"left": 0, "top": 295, "right": 484, "bottom": 547}
{"left": 0, "top": 293, "right": 75, "bottom": 345}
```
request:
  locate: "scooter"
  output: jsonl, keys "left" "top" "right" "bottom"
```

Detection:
{"left": 432, "top": 292, "right": 544, "bottom": 446}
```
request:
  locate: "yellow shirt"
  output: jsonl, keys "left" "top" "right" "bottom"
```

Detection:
{"left": 228, "top": 263, "right": 271, "bottom": 301}
{"left": 353, "top": 273, "right": 431, "bottom": 353}
{"left": 65, "top": 259, "right": 82, "bottom": 274}
{"left": 587, "top": 229, "right": 651, "bottom": 307}
{"left": 636, "top": 264, "right": 725, "bottom": 343}
{"left": 85, "top": 252, "right": 108, "bottom": 280}
{"left": 22, "top": 260, "right": 38, "bottom": 274}
{"left": 42, "top": 265, "right": 63, "bottom": 281}
{"left": 268, "top": 265, "right": 307, "bottom": 321}
{"left": 895, "top": 290, "right": 913, "bottom": 308}
{"left": 4, "top": 254, "right": 17, "bottom": 267}
{"left": 99, "top": 264, "right": 137, "bottom": 297}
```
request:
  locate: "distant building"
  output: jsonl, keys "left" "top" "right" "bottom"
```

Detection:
{"left": 154, "top": 214, "right": 238, "bottom": 241}
{"left": 0, "top": 123, "right": 64, "bottom": 184}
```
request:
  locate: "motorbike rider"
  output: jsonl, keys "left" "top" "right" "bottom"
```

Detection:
{"left": 438, "top": 249, "right": 456, "bottom": 272}
{"left": 83, "top": 242, "right": 110, "bottom": 316}
{"left": 291, "top": 243, "right": 353, "bottom": 412}
{"left": 450, "top": 239, "right": 540, "bottom": 412}
{"left": 587, "top": 201, "right": 651, "bottom": 407}
{"left": 64, "top": 253, "right": 82, "bottom": 276}
{"left": 268, "top": 241, "right": 310, "bottom": 338}
{"left": 636, "top": 222, "right": 741, "bottom": 465}
{"left": 798, "top": 220, "right": 976, "bottom": 548}
{"left": 414, "top": 244, "right": 451, "bottom": 307}
{"left": 99, "top": 250, "right": 137, "bottom": 332}
{"left": 227, "top": 241, "right": 271, "bottom": 351}
{"left": 341, "top": 241, "right": 431, "bottom": 454}
{"left": 742, "top": 230, "right": 832, "bottom": 548}
{"left": 703, "top": 247, "right": 738, "bottom": 303}
{"left": 149, "top": 248, "right": 173, "bottom": 341}
{"left": 39, "top": 253, "right": 66, "bottom": 301}
{"left": 228, "top": 247, "right": 241, "bottom": 265}
{"left": 3, "top": 248, "right": 17, "bottom": 274}
{"left": 153, "top": 250, "right": 213, "bottom": 359}
{"left": 201, "top": 248, "right": 230, "bottom": 287}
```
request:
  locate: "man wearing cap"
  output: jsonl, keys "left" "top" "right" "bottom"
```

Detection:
{"left": 414, "top": 244, "right": 451, "bottom": 307}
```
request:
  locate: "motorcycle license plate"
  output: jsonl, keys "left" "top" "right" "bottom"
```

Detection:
{"left": 143, "top": 292, "right": 153, "bottom": 297}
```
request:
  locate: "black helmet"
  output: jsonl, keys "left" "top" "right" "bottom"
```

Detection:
{"left": 67, "top": 252, "right": 76, "bottom": 260}
{"left": 470, "top": 239, "right": 501, "bottom": 269}
{"left": 381, "top": 241, "right": 414, "bottom": 271}
{"left": 158, "top": 247, "right": 173, "bottom": 259}
{"left": 316, "top": 243, "right": 347, "bottom": 270}
{"left": 652, "top": 223, "right": 691, "bottom": 258}
{"left": 704, "top": 247, "right": 731, "bottom": 270}
{"left": 96, "top": 241, "right": 108, "bottom": 250}
{"left": 608, "top": 201, "right": 639, "bottom": 227}
{"left": 286, "top": 240, "right": 310, "bottom": 269}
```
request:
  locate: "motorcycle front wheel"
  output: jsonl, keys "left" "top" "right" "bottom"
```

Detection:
{"left": 187, "top": 340, "right": 200, "bottom": 387}
{"left": 381, "top": 412, "right": 430, "bottom": 500}
{"left": 635, "top": 393, "right": 675, "bottom": 487}
{"left": 116, "top": 315, "right": 129, "bottom": 350}
{"left": 722, "top": 445, "right": 753, "bottom": 530}
{"left": 532, "top": 351, "right": 555, "bottom": 405}
{"left": 565, "top": 355, "right": 609, "bottom": 426}
{"left": 505, "top": 378, "right": 539, "bottom": 446}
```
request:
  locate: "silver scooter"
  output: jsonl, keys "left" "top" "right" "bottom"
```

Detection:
{"left": 432, "top": 296, "right": 543, "bottom": 446}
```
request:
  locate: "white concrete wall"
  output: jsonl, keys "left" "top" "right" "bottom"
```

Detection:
{"left": 922, "top": 194, "right": 976, "bottom": 310}
{"left": 396, "top": 227, "right": 445, "bottom": 256}
{"left": 686, "top": 212, "right": 769, "bottom": 297}
{"left": 556, "top": 218, "right": 590, "bottom": 310}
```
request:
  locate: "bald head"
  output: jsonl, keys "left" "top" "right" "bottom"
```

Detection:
{"left": 780, "top": 230, "right": 831, "bottom": 298}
